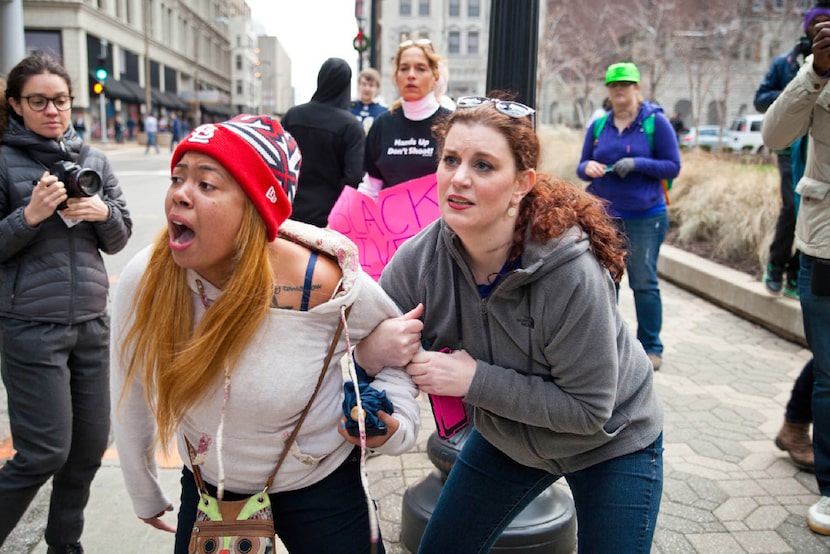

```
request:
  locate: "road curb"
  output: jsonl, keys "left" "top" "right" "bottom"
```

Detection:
{"left": 658, "top": 243, "right": 806, "bottom": 347}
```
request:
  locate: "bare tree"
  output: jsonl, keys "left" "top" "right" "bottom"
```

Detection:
{"left": 542, "top": 0, "right": 628, "bottom": 126}
{"left": 673, "top": 3, "right": 760, "bottom": 148}
{"left": 621, "top": 0, "right": 682, "bottom": 103}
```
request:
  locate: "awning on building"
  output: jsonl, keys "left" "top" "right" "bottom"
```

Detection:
{"left": 201, "top": 104, "right": 233, "bottom": 118}
{"left": 163, "top": 91, "right": 189, "bottom": 111}
{"left": 149, "top": 89, "right": 189, "bottom": 111}
{"left": 121, "top": 81, "right": 147, "bottom": 104}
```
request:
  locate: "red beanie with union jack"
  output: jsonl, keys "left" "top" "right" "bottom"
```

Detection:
{"left": 171, "top": 114, "right": 301, "bottom": 241}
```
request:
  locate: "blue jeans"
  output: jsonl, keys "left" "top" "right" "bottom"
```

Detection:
{"left": 417, "top": 430, "right": 663, "bottom": 553}
{"left": 618, "top": 212, "right": 669, "bottom": 355}
{"left": 145, "top": 131, "right": 159, "bottom": 153}
{"left": 800, "top": 254, "right": 830, "bottom": 494}
{"left": 175, "top": 448, "right": 384, "bottom": 554}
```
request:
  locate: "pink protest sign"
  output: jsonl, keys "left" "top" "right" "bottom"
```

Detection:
{"left": 327, "top": 173, "right": 441, "bottom": 280}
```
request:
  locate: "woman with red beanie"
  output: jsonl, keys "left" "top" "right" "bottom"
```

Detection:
{"left": 110, "top": 114, "right": 421, "bottom": 553}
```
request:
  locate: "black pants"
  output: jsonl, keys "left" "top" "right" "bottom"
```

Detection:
{"left": 768, "top": 153, "right": 800, "bottom": 279}
{"left": 0, "top": 317, "right": 110, "bottom": 547}
{"left": 175, "top": 448, "right": 385, "bottom": 554}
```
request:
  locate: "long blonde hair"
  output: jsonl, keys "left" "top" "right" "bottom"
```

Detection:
{"left": 120, "top": 202, "right": 274, "bottom": 448}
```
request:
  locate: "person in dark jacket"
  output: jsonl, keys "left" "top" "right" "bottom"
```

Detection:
{"left": 755, "top": 1, "right": 830, "bottom": 474}
{"left": 754, "top": 2, "right": 830, "bottom": 299}
{"left": 282, "top": 57, "right": 365, "bottom": 227}
{"left": 0, "top": 53, "right": 132, "bottom": 553}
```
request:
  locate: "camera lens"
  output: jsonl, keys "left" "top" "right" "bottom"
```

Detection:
{"left": 75, "top": 169, "right": 103, "bottom": 197}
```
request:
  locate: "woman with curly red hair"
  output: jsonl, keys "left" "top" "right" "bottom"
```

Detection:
{"left": 355, "top": 94, "right": 664, "bottom": 552}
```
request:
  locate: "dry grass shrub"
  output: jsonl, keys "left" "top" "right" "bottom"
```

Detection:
{"left": 536, "top": 124, "right": 781, "bottom": 276}
{"left": 667, "top": 149, "right": 779, "bottom": 272}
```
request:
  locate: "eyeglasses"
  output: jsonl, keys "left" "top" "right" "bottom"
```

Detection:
{"left": 20, "top": 94, "right": 74, "bottom": 112}
{"left": 399, "top": 38, "right": 433, "bottom": 51}
{"left": 456, "top": 96, "right": 536, "bottom": 118}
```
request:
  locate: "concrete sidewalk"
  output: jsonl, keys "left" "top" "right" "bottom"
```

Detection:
{"left": 2, "top": 246, "right": 826, "bottom": 553}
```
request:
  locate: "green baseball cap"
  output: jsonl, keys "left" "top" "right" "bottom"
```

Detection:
{"left": 605, "top": 62, "right": 640, "bottom": 85}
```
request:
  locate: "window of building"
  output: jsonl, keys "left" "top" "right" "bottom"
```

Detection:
{"left": 751, "top": 0, "right": 763, "bottom": 12}
{"left": 468, "top": 31, "right": 479, "bottom": 54}
{"left": 468, "top": 0, "right": 480, "bottom": 17}
{"left": 448, "top": 30, "right": 460, "bottom": 54}
{"left": 772, "top": 0, "right": 785, "bottom": 11}
{"left": 25, "top": 30, "right": 63, "bottom": 60}
{"left": 236, "top": 79, "right": 243, "bottom": 94}
{"left": 419, "top": 0, "right": 429, "bottom": 16}
{"left": 449, "top": 0, "right": 459, "bottom": 17}
{"left": 400, "top": 0, "right": 412, "bottom": 16}
{"left": 236, "top": 54, "right": 242, "bottom": 70}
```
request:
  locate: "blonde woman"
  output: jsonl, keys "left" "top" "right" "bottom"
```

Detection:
{"left": 111, "top": 115, "right": 420, "bottom": 553}
{"left": 359, "top": 39, "right": 452, "bottom": 198}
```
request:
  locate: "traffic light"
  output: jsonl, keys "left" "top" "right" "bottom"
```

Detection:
{"left": 94, "top": 54, "right": 108, "bottom": 82}
{"left": 92, "top": 81, "right": 105, "bottom": 95}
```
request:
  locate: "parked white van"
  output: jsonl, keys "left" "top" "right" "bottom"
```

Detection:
{"left": 728, "top": 114, "right": 766, "bottom": 153}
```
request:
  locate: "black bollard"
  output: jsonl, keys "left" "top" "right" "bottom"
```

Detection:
{"left": 400, "top": 408, "right": 577, "bottom": 553}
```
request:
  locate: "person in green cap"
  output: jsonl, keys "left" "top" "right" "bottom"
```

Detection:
{"left": 577, "top": 61, "right": 681, "bottom": 372}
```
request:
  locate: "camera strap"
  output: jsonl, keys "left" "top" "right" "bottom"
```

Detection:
{"left": 77, "top": 144, "right": 90, "bottom": 166}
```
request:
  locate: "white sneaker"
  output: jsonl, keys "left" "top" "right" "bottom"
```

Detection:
{"left": 808, "top": 496, "right": 830, "bottom": 535}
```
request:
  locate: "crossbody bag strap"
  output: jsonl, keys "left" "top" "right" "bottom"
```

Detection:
{"left": 184, "top": 436, "right": 209, "bottom": 493}
{"left": 264, "top": 304, "right": 352, "bottom": 490}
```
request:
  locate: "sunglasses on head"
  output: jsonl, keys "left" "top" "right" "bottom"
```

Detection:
{"left": 455, "top": 96, "right": 536, "bottom": 118}
{"left": 399, "top": 38, "right": 433, "bottom": 50}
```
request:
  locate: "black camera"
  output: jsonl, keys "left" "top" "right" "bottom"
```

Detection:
{"left": 49, "top": 161, "right": 102, "bottom": 209}
{"left": 796, "top": 36, "right": 813, "bottom": 58}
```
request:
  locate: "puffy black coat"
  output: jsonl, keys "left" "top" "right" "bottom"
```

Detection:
{"left": 0, "top": 117, "right": 132, "bottom": 323}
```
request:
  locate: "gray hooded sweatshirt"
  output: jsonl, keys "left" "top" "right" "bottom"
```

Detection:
{"left": 380, "top": 219, "right": 663, "bottom": 474}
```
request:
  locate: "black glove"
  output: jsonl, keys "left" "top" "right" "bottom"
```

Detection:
{"left": 613, "top": 157, "right": 636, "bottom": 179}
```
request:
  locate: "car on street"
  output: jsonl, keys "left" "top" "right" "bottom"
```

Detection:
{"left": 680, "top": 125, "right": 731, "bottom": 151}
{"left": 728, "top": 114, "right": 766, "bottom": 153}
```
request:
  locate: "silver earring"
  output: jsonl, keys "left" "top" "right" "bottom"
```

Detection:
{"left": 507, "top": 205, "right": 518, "bottom": 217}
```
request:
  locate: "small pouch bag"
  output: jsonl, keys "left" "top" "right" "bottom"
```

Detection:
{"left": 188, "top": 490, "right": 275, "bottom": 554}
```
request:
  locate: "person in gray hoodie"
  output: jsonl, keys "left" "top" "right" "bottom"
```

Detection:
{"left": 355, "top": 94, "right": 664, "bottom": 553}
{"left": 282, "top": 57, "right": 365, "bottom": 227}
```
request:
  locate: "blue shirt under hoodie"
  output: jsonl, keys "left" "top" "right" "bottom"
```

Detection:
{"left": 577, "top": 100, "right": 681, "bottom": 219}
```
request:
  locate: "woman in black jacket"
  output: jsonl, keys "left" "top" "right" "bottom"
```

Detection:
{"left": 0, "top": 53, "right": 132, "bottom": 553}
